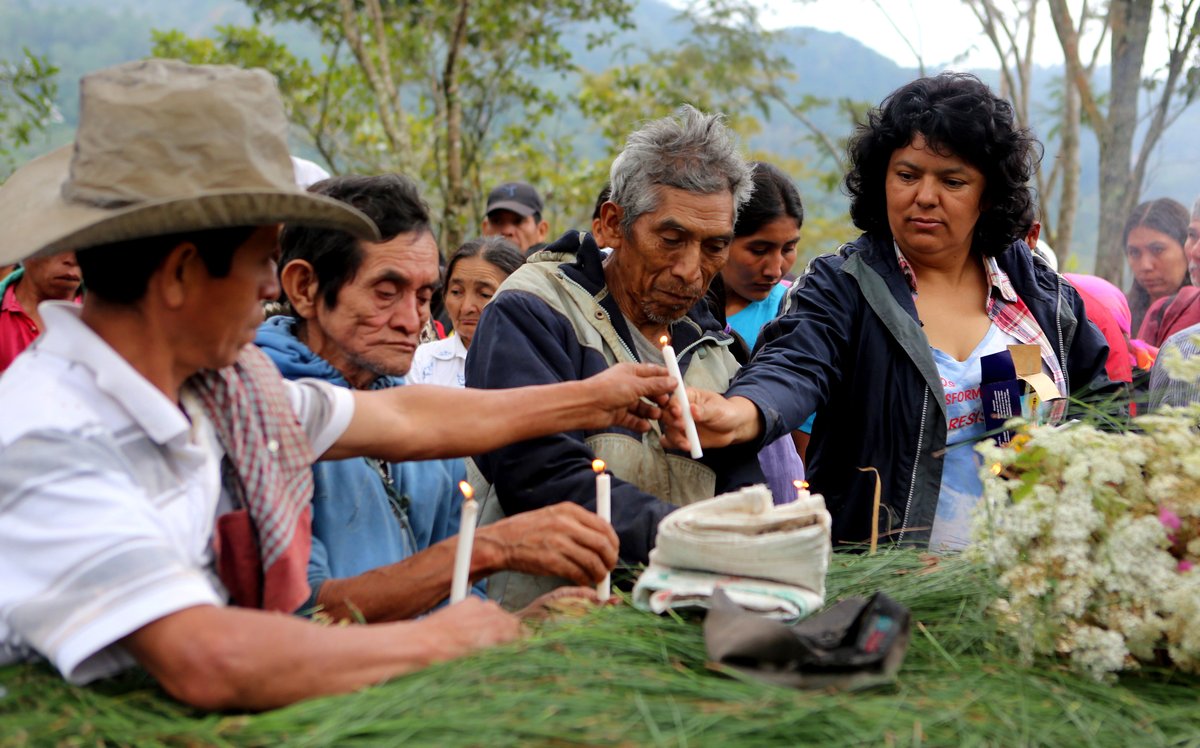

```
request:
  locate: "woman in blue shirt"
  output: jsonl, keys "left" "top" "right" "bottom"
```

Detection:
{"left": 722, "top": 161, "right": 802, "bottom": 347}
{"left": 719, "top": 162, "right": 812, "bottom": 499}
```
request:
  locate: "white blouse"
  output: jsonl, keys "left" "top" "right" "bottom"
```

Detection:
{"left": 409, "top": 334, "right": 468, "bottom": 388}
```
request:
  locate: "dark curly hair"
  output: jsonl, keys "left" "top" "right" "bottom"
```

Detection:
{"left": 844, "top": 72, "right": 1040, "bottom": 257}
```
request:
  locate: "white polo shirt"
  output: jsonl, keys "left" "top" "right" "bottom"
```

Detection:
{"left": 0, "top": 303, "right": 354, "bottom": 684}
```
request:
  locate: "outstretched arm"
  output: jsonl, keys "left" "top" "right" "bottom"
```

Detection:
{"left": 465, "top": 290, "right": 679, "bottom": 562}
{"left": 122, "top": 597, "right": 521, "bottom": 711}
{"left": 324, "top": 362, "right": 673, "bottom": 463}
{"left": 663, "top": 253, "right": 862, "bottom": 452}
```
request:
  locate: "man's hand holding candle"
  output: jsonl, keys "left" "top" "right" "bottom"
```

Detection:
{"left": 473, "top": 502, "right": 619, "bottom": 587}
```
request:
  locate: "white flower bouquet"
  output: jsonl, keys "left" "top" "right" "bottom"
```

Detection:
{"left": 971, "top": 406, "right": 1200, "bottom": 679}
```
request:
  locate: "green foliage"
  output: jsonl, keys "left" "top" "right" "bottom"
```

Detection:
{"left": 0, "top": 0, "right": 893, "bottom": 251}
{"left": 577, "top": 0, "right": 786, "bottom": 151}
{"left": 152, "top": 0, "right": 637, "bottom": 249}
{"left": 3, "top": 552, "right": 1200, "bottom": 746}
{"left": 151, "top": 25, "right": 382, "bottom": 177}
{"left": 0, "top": 49, "right": 59, "bottom": 179}
{"left": 575, "top": 0, "right": 862, "bottom": 260}
{"left": 147, "top": 0, "right": 852, "bottom": 244}
{"left": 0, "top": 0, "right": 153, "bottom": 126}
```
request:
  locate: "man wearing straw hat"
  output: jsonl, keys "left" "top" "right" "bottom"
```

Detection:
{"left": 0, "top": 59, "right": 675, "bottom": 711}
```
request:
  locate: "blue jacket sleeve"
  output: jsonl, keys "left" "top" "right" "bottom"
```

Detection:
{"left": 726, "top": 255, "right": 860, "bottom": 446}
{"left": 409, "top": 457, "right": 485, "bottom": 600}
{"left": 465, "top": 289, "right": 676, "bottom": 563}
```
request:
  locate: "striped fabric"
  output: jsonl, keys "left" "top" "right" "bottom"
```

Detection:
{"left": 184, "top": 345, "right": 315, "bottom": 612}
{"left": 1149, "top": 323, "right": 1200, "bottom": 409}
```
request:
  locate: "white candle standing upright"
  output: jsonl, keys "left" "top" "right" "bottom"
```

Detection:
{"left": 793, "top": 479, "right": 809, "bottom": 504}
{"left": 450, "top": 481, "right": 477, "bottom": 604}
{"left": 659, "top": 335, "right": 703, "bottom": 459}
{"left": 593, "top": 459, "right": 612, "bottom": 599}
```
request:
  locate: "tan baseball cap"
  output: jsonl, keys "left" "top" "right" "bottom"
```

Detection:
{"left": 0, "top": 58, "right": 379, "bottom": 265}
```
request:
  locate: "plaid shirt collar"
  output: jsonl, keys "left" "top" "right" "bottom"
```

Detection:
{"left": 893, "top": 241, "right": 1067, "bottom": 409}
{"left": 892, "top": 241, "right": 1018, "bottom": 304}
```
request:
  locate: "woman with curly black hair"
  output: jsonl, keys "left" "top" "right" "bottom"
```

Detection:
{"left": 662, "top": 73, "right": 1115, "bottom": 551}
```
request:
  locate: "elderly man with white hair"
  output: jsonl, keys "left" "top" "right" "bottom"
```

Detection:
{"left": 466, "top": 106, "right": 766, "bottom": 610}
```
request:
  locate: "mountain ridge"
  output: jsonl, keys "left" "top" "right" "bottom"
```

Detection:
{"left": 4, "top": 0, "right": 1199, "bottom": 268}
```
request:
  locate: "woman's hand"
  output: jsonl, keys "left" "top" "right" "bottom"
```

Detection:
{"left": 659, "top": 391, "right": 764, "bottom": 450}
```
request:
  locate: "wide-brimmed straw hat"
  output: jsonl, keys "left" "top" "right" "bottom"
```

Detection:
{"left": 0, "top": 59, "right": 379, "bottom": 266}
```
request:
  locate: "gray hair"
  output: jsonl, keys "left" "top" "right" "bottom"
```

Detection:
{"left": 608, "top": 105, "right": 754, "bottom": 236}
{"left": 1192, "top": 196, "right": 1200, "bottom": 220}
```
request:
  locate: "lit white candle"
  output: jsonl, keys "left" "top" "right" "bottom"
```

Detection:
{"left": 659, "top": 335, "right": 703, "bottom": 459}
{"left": 450, "top": 481, "right": 477, "bottom": 604}
{"left": 593, "top": 459, "right": 612, "bottom": 599}
{"left": 793, "top": 479, "right": 809, "bottom": 504}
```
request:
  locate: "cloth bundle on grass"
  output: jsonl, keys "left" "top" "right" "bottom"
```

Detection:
{"left": 633, "top": 484, "right": 831, "bottom": 620}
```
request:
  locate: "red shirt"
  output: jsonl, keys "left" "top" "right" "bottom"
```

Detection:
{"left": 1139, "top": 286, "right": 1200, "bottom": 349}
{"left": 1073, "top": 284, "right": 1134, "bottom": 384}
{"left": 0, "top": 282, "right": 40, "bottom": 372}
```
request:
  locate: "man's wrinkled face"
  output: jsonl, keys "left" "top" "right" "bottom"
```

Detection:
{"left": 600, "top": 186, "right": 735, "bottom": 328}
{"left": 310, "top": 231, "right": 440, "bottom": 386}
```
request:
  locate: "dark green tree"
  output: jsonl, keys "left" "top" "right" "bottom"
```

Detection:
{"left": 154, "top": 0, "right": 634, "bottom": 249}
{"left": 576, "top": 0, "right": 856, "bottom": 263}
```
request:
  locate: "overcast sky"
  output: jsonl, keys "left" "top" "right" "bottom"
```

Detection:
{"left": 758, "top": 0, "right": 1174, "bottom": 73}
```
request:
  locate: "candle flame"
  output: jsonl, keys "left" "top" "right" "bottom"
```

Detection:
{"left": 793, "top": 480, "right": 809, "bottom": 490}
{"left": 659, "top": 335, "right": 670, "bottom": 346}
{"left": 592, "top": 459, "right": 606, "bottom": 473}
{"left": 459, "top": 481, "right": 474, "bottom": 500}
{"left": 990, "top": 463, "right": 1002, "bottom": 476}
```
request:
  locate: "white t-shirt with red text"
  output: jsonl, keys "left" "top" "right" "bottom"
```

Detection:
{"left": 928, "top": 323, "right": 1022, "bottom": 551}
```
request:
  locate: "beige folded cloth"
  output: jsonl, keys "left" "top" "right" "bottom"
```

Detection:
{"left": 649, "top": 484, "right": 831, "bottom": 599}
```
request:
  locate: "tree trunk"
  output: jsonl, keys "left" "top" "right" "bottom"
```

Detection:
{"left": 1093, "top": 0, "right": 1152, "bottom": 284}
{"left": 440, "top": 0, "right": 472, "bottom": 253}
{"left": 1054, "top": 81, "right": 1080, "bottom": 265}
{"left": 337, "top": 0, "right": 412, "bottom": 169}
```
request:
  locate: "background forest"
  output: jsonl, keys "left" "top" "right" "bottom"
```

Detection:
{"left": 2, "top": 0, "right": 1200, "bottom": 284}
